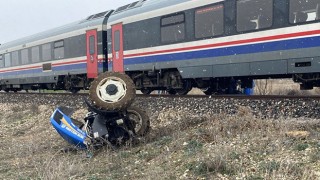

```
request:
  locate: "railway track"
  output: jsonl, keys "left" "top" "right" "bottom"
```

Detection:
{"left": 2, "top": 92, "right": 320, "bottom": 100}
{"left": 138, "top": 94, "right": 320, "bottom": 100}
{"left": 1, "top": 91, "right": 320, "bottom": 120}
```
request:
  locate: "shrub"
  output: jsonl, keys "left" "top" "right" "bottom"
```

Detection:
{"left": 184, "top": 140, "right": 203, "bottom": 155}
{"left": 186, "top": 156, "right": 235, "bottom": 177}
{"left": 295, "top": 143, "right": 309, "bottom": 151}
{"left": 259, "top": 161, "right": 280, "bottom": 173}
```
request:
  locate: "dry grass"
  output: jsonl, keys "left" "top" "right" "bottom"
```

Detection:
{"left": 254, "top": 79, "right": 320, "bottom": 95}
{"left": 0, "top": 103, "right": 320, "bottom": 179}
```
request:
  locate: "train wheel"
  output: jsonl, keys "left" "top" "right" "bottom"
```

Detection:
{"left": 127, "top": 106, "right": 150, "bottom": 136}
{"left": 140, "top": 88, "right": 153, "bottom": 95}
{"left": 176, "top": 80, "right": 192, "bottom": 95}
{"left": 70, "top": 88, "right": 80, "bottom": 94}
{"left": 201, "top": 87, "right": 214, "bottom": 95}
{"left": 89, "top": 72, "right": 136, "bottom": 111}
{"left": 166, "top": 89, "right": 176, "bottom": 95}
{"left": 176, "top": 89, "right": 190, "bottom": 95}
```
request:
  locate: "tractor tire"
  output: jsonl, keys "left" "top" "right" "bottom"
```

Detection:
{"left": 89, "top": 72, "right": 136, "bottom": 111}
{"left": 127, "top": 106, "right": 150, "bottom": 137}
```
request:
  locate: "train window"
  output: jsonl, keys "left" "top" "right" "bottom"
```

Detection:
{"left": 4, "top": 53, "right": 11, "bottom": 67}
{"left": 54, "top": 40, "right": 64, "bottom": 59}
{"left": 21, "top": 49, "right": 29, "bottom": 65}
{"left": 42, "top": 43, "right": 52, "bottom": 61}
{"left": 54, "top": 41, "right": 64, "bottom": 48}
{"left": 11, "top": 51, "right": 19, "bottom": 66}
{"left": 114, "top": 31, "right": 120, "bottom": 51}
{"left": 89, "top": 35, "right": 96, "bottom": 54}
{"left": 31, "top": 46, "right": 40, "bottom": 63}
{"left": 42, "top": 63, "right": 52, "bottom": 71}
{"left": 161, "top": 13, "right": 185, "bottom": 43}
{"left": 0, "top": 55, "right": 3, "bottom": 68}
{"left": 195, "top": 4, "right": 224, "bottom": 39}
{"left": 161, "top": 14, "right": 184, "bottom": 26}
{"left": 289, "top": 0, "right": 320, "bottom": 24}
{"left": 237, "top": 0, "right": 273, "bottom": 32}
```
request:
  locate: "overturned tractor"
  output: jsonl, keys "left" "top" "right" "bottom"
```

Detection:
{"left": 50, "top": 72, "right": 150, "bottom": 150}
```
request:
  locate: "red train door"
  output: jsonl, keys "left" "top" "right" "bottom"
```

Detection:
{"left": 112, "top": 23, "right": 124, "bottom": 72}
{"left": 86, "top": 29, "right": 98, "bottom": 78}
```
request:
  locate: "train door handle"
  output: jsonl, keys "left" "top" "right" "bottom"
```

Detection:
{"left": 90, "top": 55, "right": 94, "bottom": 63}
{"left": 116, "top": 51, "right": 119, "bottom": 59}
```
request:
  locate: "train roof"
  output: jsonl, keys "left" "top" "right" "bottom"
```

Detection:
{"left": 0, "top": 0, "right": 220, "bottom": 52}
{"left": 108, "top": 0, "right": 190, "bottom": 23}
{"left": 107, "top": 0, "right": 222, "bottom": 26}
{"left": 0, "top": 10, "right": 113, "bottom": 52}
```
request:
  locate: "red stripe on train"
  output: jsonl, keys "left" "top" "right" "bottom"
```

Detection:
{"left": 124, "top": 30, "right": 320, "bottom": 58}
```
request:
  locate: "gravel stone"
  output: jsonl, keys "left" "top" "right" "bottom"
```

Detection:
{"left": 0, "top": 93, "right": 320, "bottom": 120}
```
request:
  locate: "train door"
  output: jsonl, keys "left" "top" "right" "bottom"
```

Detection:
{"left": 86, "top": 29, "right": 98, "bottom": 78}
{"left": 111, "top": 23, "right": 124, "bottom": 72}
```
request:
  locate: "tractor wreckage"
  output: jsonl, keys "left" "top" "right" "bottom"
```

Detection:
{"left": 50, "top": 72, "right": 150, "bottom": 151}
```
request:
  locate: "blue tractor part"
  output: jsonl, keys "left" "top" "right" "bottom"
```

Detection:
{"left": 50, "top": 107, "right": 87, "bottom": 149}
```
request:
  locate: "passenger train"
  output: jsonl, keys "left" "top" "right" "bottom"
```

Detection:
{"left": 0, "top": 0, "right": 319, "bottom": 94}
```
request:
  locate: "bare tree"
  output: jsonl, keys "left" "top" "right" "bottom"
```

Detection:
{"left": 255, "top": 79, "right": 273, "bottom": 95}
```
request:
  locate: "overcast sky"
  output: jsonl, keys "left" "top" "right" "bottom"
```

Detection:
{"left": 0, "top": 0, "right": 134, "bottom": 44}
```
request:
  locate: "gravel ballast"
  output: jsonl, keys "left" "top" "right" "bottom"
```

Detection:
{"left": 0, "top": 93, "right": 319, "bottom": 120}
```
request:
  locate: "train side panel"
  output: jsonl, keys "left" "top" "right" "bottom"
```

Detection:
{"left": 107, "top": 0, "right": 320, "bottom": 93}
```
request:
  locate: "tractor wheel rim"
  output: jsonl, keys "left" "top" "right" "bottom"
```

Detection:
{"left": 96, "top": 77, "right": 127, "bottom": 103}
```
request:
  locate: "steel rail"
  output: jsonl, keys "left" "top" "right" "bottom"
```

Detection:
{"left": 1, "top": 92, "right": 320, "bottom": 100}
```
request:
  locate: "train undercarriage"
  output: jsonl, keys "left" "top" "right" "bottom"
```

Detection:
{"left": 293, "top": 73, "right": 320, "bottom": 90}
{"left": 129, "top": 69, "right": 254, "bottom": 95}
{"left": 0, "top": 74, "right": 91, "bottom": 93}
{"left": 129, "top": 69, "right": 320, "bottom": 95}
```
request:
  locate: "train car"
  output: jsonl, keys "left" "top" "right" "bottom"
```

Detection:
{"left": 0, "top": 10, "right": 113, "bottom": 92}
{"left": 107, "top": 0, "right": 320, "bottom": 95}
{"left": 0, "top": 0, "right": 320, "bottom": 95}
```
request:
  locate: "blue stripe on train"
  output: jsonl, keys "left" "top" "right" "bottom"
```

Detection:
{"left": 0, "top": 68, "right": 43, "bottom": 76}
{"left": 52, "top": 63, "right": 86, "bottom": 71}
{"left": 0, "top": 63, "right": 87, "bottom": 77}
{"left": 124, "top": 35, "right": 320, "bottom": 65}
{"left": 0, "top": 62, "right": 105, "bottom": 77}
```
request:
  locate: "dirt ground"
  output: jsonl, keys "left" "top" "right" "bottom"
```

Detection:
{"left": 0, "top": 102, "right": 320, "bottom": 179}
